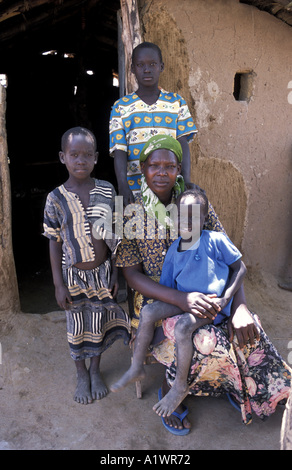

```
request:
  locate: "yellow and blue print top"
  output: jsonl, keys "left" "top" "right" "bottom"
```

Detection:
{"left": 109, "top": 89, "right": 197, "bottom": 193}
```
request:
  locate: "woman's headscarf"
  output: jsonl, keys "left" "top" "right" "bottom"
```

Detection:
{"left": 139, "top": 134, "right": 183, "bottom": 163}
{"left": 139, "top": 134, "right": 185, "bottom": 228}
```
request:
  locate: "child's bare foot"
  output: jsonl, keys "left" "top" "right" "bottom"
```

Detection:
{"left": 74, "top": 369, "right": 93, "bottom": 405}
{"left": 90, "top": 370, "right": 108, "bottom": 400}
{"left": 110, "top": 365, "right": 146, "bottom": 392}
{"left": 153, "top": 383, "right": 190, "bottom": 417}
{"left": 156, "top": 385, "right": 191, "bottom": 432}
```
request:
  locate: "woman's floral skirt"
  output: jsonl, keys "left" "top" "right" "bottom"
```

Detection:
{"left": 136, "top": 293, "right": 291, "bottom": 425}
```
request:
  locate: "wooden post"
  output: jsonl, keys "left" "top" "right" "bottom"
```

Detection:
{"left": 117, "top": 10, "right": 126, "bottom": 98}
{"left": 0, "top": 85, "right": 20, "bottom": 326}
{"left": 119, "top": 0, "right": 142, "bottom": 94}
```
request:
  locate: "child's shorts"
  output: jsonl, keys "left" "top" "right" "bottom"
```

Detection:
{"left": 63, "top": 259, "right": 131, "bottom": 360}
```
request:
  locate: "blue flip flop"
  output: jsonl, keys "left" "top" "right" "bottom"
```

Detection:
{"left": 226, "top": 393, "right": 241, "bottom": 412}
{"left": 158, "top": 388, "right": 190, "bottom": 436}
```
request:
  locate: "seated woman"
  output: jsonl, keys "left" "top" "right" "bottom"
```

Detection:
{"left": 113, "top": 134, "right": 292, "bottom": 435}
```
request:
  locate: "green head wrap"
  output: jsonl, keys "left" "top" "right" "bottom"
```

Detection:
{"left": 139, "top": 134, "right": 183, "bottom": 163}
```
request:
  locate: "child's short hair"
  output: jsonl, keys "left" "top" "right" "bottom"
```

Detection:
{"left": 132, "top": 42, "right": 163, "bottom": 63}
{"left": 177, "top": 188, "right": 209, "bottom": 215}
{"left": 61, "top": 127, "right": 97, "bottom": 152}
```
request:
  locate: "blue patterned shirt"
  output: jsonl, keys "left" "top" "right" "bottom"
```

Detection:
{"left": 109, "top": 89, "right": 197, "bottom": 193}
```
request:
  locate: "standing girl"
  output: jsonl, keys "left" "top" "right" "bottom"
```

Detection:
{"left": 109, "top": 42, "right": 197, "bottom": 204}
{"left": 43, "top": 127, "right": 131, "bottom": 404}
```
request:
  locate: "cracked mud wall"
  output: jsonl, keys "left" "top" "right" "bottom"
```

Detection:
{"left": 140, "top": 0, "right": 292, "bottom": 275}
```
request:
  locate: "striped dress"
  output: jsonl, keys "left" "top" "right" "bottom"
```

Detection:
{"left": 43, "top": 179, "right": 131, "bottom": 360}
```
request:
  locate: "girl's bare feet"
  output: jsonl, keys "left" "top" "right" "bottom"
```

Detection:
{"left": 90, "top": 370, "right": 108, "bottom": 400}
{"left": 74, "top": 368, "right": 93, "bottom": 405}
{"left": 74, "top": 356, "right": 108, "bottom": 404}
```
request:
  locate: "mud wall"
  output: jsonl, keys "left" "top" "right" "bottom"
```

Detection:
{"left": 140, "top": 0, "right": 292, "bottom": 277}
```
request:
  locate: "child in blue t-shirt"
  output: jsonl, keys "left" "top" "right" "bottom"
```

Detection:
{"left": 152, "top": 188, "right": 246, "bottom": 417}
{"left": 160, "top": 189, "right": 245, "bottom": 325}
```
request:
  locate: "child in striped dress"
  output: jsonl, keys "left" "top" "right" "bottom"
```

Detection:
{"left": 43, "top": 127, "right": 130, "bottom": 404}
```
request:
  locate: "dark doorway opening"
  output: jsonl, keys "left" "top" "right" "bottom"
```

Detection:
{"left": 0, "top": 1, "right": 121, "bottom": 312}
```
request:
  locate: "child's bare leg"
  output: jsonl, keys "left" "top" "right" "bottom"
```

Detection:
{"left": 110, "top": 301, "right": 182, "bottom": 392}
{"left": 74, "top": 359, "right": 92, "bottom": 405}
{"left": 153, "top": 313, "right": 211, "bottom": 417}
{"left": 90, "top": 355, "right": 108, "bottom": 400}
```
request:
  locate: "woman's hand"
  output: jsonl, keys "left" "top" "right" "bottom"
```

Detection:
{"left": 182, "top": 292, "right": 221, "bottom": 321}
{"left": 228, "top": 304, "right": 260, "bottom": 349}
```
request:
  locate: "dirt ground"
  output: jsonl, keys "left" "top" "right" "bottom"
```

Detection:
{"left": 0, "top": 268, "right": 291, "bottom": 451}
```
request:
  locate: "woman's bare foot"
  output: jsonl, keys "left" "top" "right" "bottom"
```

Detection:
{"left": 163, "top": 407, "right": 191, "bottom": 431}
{"left": 153, "top": 383, "right": 190, "bottom": 417}
{"left": 74, "top": 368, "right": 93, "bottom": 405}
{"left": 110, "top": 365, "right": 146, "bottom": 392}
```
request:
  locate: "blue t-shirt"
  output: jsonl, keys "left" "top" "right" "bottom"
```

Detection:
{"left": 159, "top": 230, "right": 242, "bottom": 324}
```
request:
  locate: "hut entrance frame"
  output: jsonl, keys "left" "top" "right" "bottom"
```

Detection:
{"left": 0, "top": 0, "right": 141, "bottom": 315}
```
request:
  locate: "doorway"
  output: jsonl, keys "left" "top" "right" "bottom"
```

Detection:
{"left": 0, "top": 1, "right": 121, "bottom": 312}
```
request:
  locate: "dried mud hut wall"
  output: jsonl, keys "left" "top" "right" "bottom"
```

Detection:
{"left": 140, "top": 0, "right": 292, "bottom": 277}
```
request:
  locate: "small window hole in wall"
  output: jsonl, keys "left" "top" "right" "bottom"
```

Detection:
{"left": 233, "top": 71, "right": 254, "bottom": 102}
